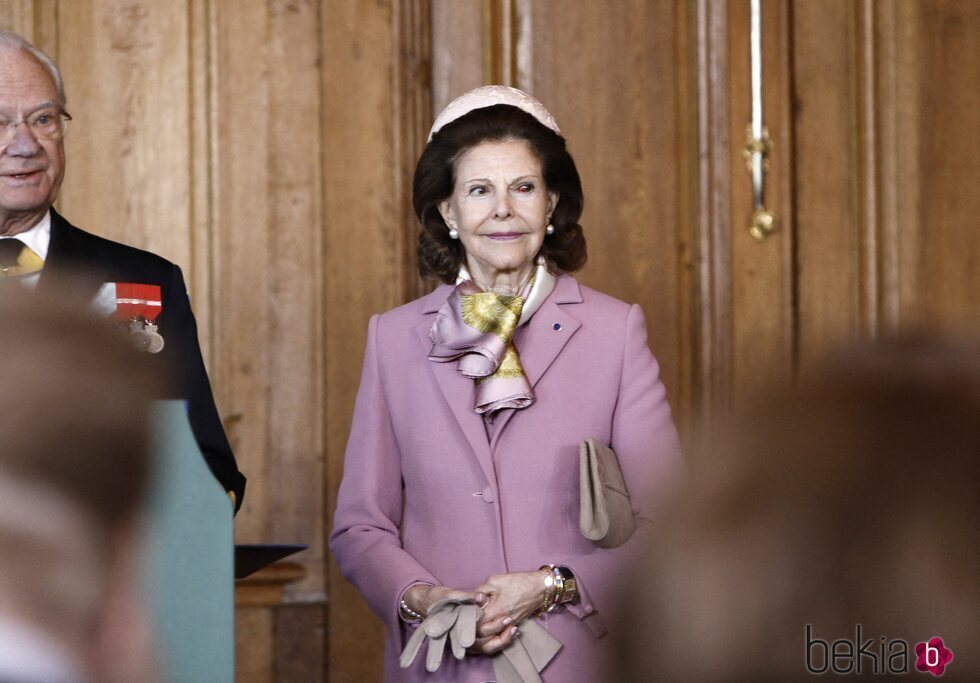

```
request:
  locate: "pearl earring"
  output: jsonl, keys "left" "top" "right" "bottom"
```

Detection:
{"left": 546, "top": 224, "right": 555, "bottom": 235}
{"left": 448, "top": 226, "right": 459, "bottom": 240}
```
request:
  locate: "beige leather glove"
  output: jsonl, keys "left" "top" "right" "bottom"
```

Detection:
{"left": 400, "top": 599, "right": 562, "bottom": 680}
{"left": 399, "top": 598, "right": 480, "bottom": 673}
{"left": 491, "top": 620, "right": 562, "bottom": 683}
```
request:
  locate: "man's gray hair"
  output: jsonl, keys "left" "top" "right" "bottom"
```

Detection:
{"left": 0, "top": 30, "right": 66, "bottom": 106}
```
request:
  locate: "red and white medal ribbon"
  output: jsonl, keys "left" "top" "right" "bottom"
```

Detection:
{"left": 92, "top": 282, "right": 165, "bottom": 353}
{"left": 113, "top": 283, "right": 162, "bottom": 323}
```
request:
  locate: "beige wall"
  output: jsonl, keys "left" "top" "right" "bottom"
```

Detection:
{"left": 1, "top": 0, "right": 976, "bottom": 680}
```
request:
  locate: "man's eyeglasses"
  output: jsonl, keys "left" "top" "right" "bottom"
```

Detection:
{"left": 0, "top": 107, "right": 72, "bottom": 146}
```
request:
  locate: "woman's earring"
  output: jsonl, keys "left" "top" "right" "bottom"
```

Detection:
{"left": 448, "top": 225, "right": 459, "bottom": 240}
{"left": 546, "top": 223, "right": 555, "bottom": 235}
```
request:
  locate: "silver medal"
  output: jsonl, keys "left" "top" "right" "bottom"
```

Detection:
{"left": 144, "top": 320, "right": 165, "bottom": 353}
{"left": 128, "top": 318, "right": 164, "bottom": 354}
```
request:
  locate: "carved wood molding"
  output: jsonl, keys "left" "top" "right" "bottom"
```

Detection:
{"left": 392, "top": 0, "right": 433, "bottom": 301}
{"left": 694, "top": 0, "right": 735, "bottom": 422}
{"left": 482, "top": 0, "right": 534, "bottom": 90}
{"left": 857, "top": 0, "right": 901, "bottom": 336}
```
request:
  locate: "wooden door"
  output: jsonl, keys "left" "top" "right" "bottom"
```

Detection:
{"left": 332, "top": 1, "right": 978, "bottom": 678}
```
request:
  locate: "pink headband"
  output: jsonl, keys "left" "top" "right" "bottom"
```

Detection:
{"left": 427, "top": 85, "right": 561, "bottom": 141}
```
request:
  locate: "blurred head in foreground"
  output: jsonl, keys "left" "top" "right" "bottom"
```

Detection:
{"left": 617, "top": 336, "right": 979, "bottom": 681}
{"left": 0, "top": 287, "right": 157, "bottom": 682}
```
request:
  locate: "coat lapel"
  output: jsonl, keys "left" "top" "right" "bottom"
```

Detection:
{"left": 37, "top": 210, "right": 106, "bottom": 299}
{"left": 488, "top": 276, "right": 583, "bottom": 450}
{"left": 417, "top": 276, "right": 585, "bottom": 472}
{"left": 416, "top": 287, "right": 498, "bottom": 489}
{"left": 517, "top": 277, "right": 583, "bottom": 389}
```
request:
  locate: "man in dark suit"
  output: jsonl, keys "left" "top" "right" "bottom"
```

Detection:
{"left": 0, "top": 30, "right": 245, "bottom": 510}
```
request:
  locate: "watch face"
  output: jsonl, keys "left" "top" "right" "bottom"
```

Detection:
{"left": 555, "top": 566, "right": 579, "bottom": 604}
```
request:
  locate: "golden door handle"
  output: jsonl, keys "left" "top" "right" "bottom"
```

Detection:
{"left": 749, "top": 208, "right": 777, "bottom": 241}
{"left": 746, "top": 0, "right": 777, "bottom": 241}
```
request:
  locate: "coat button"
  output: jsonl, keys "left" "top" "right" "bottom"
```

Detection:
{"left": 481, "top": 486, "right": 494, "bottom": 503}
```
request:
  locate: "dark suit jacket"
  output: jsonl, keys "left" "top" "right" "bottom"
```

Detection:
{"left": 38, "top": 209, "right": 246, "bottom": 510}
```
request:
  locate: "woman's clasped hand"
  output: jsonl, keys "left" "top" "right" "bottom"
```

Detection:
{"left": 404, "top": 569, "right": 551, "bottom": 656}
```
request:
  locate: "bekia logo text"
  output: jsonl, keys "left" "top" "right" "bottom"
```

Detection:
{"left": 805, "top": 625, "right": 954, "bottom": 676}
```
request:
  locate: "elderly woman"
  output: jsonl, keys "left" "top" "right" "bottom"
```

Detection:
{"left": 329, "top": 86, "right": 681, "bottom": 682}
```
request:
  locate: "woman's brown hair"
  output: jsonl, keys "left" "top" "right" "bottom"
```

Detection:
{"left": 413, "top": 104, "right": 586, "bottom": 283}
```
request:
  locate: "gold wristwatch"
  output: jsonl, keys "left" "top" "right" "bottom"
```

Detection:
{"left": 555, "top": 565, "right": 579, "bottom": 606}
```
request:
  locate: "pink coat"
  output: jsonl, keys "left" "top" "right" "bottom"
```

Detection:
{"left": 329, "top": 275, "right": 682, "bottom": 682}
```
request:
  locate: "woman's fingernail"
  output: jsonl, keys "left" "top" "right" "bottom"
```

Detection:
{"left": 502, "top": 617, "right": 513, "bottom": 626}
{"left": 510, "top": 627, "right": 519, "bottom": 637}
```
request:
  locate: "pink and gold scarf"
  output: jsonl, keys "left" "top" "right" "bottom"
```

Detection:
{"left": 428, "top": 261, "right": 556, "bottom": 416}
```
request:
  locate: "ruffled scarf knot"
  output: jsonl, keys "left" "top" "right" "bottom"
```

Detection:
{"left": 428, "top": 261, "right": 556, "bottom": 416}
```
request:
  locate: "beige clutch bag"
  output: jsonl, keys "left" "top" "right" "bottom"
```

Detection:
{"left": 579, "top": 438, "right": 635, "bottom": 548}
